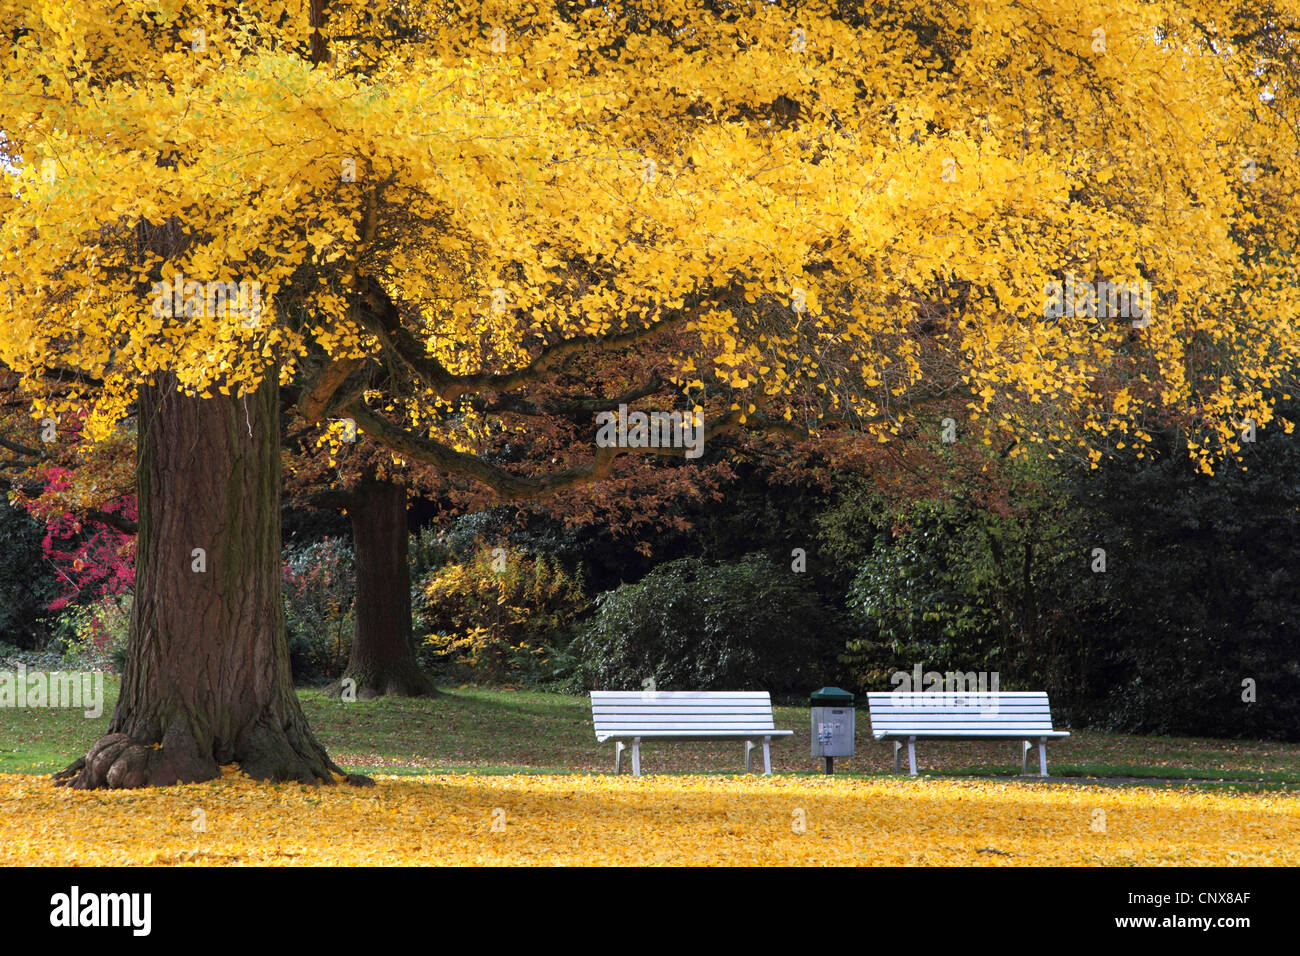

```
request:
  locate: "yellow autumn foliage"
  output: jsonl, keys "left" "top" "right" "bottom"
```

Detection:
{"left": 418, "top": 545, "right": 586, "bottom": 682}
{"left": 2, "top": 0, "right": 1298, "bottom": 471}
{"left": 0, "top": 773, "right": 1295, "bottom": 866}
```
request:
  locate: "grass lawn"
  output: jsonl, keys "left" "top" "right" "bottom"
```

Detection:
{"left": 3, "top": 677, "right": 1299, "bottom": 785}
{"left": 3, "top": 680, "right": 1299, "bottom": 865}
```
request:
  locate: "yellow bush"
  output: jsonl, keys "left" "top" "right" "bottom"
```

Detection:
{"left": 417, "top": 545, "right": 586, "bottom": 683}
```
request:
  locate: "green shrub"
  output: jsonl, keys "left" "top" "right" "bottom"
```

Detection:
{"left": 1061, "top": 414, "right": 1300, "bottom": 739}
{"left": 572, "top": 553, "right": 847, "bottom": 694}
{"left": 282, "top": 537, "right": 355, "bottom": 682}
{"left": 842, "top": 502, "right": 1016, "bottom": 687}
{"left": 824, "top": 460, "right": 1083, "bottom": 696}
{"left": 408, "top": 525, "right": 457, "bottom": 581}
{"left": 55, "top": 593, "right": 131, "bottom": 671}
{"left": 0, "top": 498, "right": 59, "bottom": 649}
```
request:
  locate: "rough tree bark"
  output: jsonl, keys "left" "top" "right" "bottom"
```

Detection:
{"left": 55, "top": 370, "right": 368, "bottom": 788}
{"left": 333, "top": 470, "right": 436, "bottom": 698}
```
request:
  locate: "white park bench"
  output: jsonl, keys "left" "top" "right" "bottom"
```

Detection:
{"left": 590, "top": 690, "right": 793, "bottom": 776}
{"left": 867, "top": 691, "right": 1070, "bottom": 777}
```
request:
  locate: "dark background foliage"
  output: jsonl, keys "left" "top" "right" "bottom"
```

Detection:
{"left": 0, "top": 497, "right": 57, "bottom": 649}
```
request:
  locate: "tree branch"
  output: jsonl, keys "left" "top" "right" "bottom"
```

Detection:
{"left": 355, "top": 277, "right": 712, "bottom": 401}
{"left": 301, "top": 489, "right": 357, "bottom": 511}
{"left": 340, "top": 398, "right": 762, "bottom": 501}
{"left": 298, "top": 356, "right": 368, "bottom": 424}
{"left": 85, "top": 509, "right": 138, "bottom": 535}
{"left": 0, "top": 434, "right": 45, "bottom": 458}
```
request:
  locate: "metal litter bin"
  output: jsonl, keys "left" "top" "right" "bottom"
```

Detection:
{"left": 811, "top": 686, "right": 855, "bottom": 774}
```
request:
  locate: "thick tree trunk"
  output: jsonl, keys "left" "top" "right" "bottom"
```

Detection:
{"left": 56, "top": 371, "right": 366, "bottom": 789}
{"left": 334, "top": 471, "right": 436, "bottom": 698}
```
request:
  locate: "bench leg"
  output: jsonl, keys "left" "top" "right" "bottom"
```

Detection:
{"left": 744, "top": 740, "right": 755, "bottom": 774}
{"left": 1039, "top": 738, "right": 1048, "bottom": 778}
{"left": 763, "top": 736, "right": 772, "bottom": 776}
{"left": 632, "top": 737, "right": 641, "bottom": 777}
{"left": 907, "top": 737, "right": 917, "bottom": 776}
{"left": 614, "top": 741, "right": 625, "bottom": 774}
{"left": 1022, "top": 740, "right": 1031, "bottom": 775}
{"left": 893, "top": 741, "right": 902, "bottom": 773}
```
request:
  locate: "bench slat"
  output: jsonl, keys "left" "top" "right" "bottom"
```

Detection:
{"left": 598, "top": 726, "right": 778, "bottom": 734}
{"left": 870, "top": 705, "right": 1049, "bottom": 710}
{"left": 869, "top": 703, "right": 1049, "bottom": 709}
{"left": 868, "top": 733, "right": 1071, "bottom": 738}
{"left": 592, "top": 697, "right": 774, "bottom": 703}
{"left": 591, "top": 691, "right": 772, "bottom": 699}
{"left": 871, "top": 718, "right": 1052, "bottom": 724}
{"left": 869, "top": 700, "right": 1050, "bottom": 709}
{"left": 595, "top": 724, "right": 776, "bottom": 730}
{"left": 866, "top": 692, "right": 1049, "bottom": 697}
{"left": 873, "top": 723, "right": 1055, "bottom": 733}
{"left": 873, "top": 718, "right": 1051, "bottom": 724}
{"left": 863, "top": 723, "right": 1055, "bottom": 728}
{"left": 595, "top": 715, "right": 777, "bottom": 724}
{"left": 592, "top": 705, "right": 778, "bottom": 713}
{"left": 595, "top": 715, "right": 777, "bottom": 723}
{"left": 868, "top": 699, "right": 1050, "bottom": 706}
{"left": 597, "top": 730, "right": 795, "bottom": 738}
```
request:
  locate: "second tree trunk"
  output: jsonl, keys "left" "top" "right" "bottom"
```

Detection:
{"left": 340, "top": 472, "right": 435, "bottom": 698}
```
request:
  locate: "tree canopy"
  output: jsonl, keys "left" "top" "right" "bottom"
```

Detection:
{"left": 4, "top": 0, "right": 1297, "bottom": 483}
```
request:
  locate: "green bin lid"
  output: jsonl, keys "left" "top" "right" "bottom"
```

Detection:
{"left": 810, "top": 686, "right": 854, "bottom": 705}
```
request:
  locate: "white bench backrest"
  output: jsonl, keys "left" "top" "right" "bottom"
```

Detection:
{"left": 591, "top": 691, "right": 778, "bottom": 739}
{"left": 867, "top": 691, "right": 1057, "bottom": 734}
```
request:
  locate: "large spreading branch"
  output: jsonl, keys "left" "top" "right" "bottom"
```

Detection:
{"left": 290, "top": 267, "right": 971, "bottom": 502}
{"left": 297, "top": 355, "right": 368, "bottom": 423}
{"left": 333, "top": 383, "right": 956, "bottom": 502}
{"left": 354, "top": 277, "right": 713, "bottom": 402}
{"left": 0, "top": 434, "right": 43, "bottom": 458}
{"left": 472, "top": 374, "right": 667, "bottom": 419}
{"left": 340, "top": 398, "right": 773, "bottom": 500}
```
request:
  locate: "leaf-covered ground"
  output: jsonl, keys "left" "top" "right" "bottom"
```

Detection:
{"left": 3, "top": 682, "right": 1298, "bottom": 864}
{"left": 1, "top": 771, "right": 1297, "bottom": 866}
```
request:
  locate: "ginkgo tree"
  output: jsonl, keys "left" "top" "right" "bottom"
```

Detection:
{"left": 2, "top": 0, "right": 1297, "bottom": 788}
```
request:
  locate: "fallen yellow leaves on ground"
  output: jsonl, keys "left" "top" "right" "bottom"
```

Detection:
{"left": 1, "top": 773, "right": 1296, "bottom": 866}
